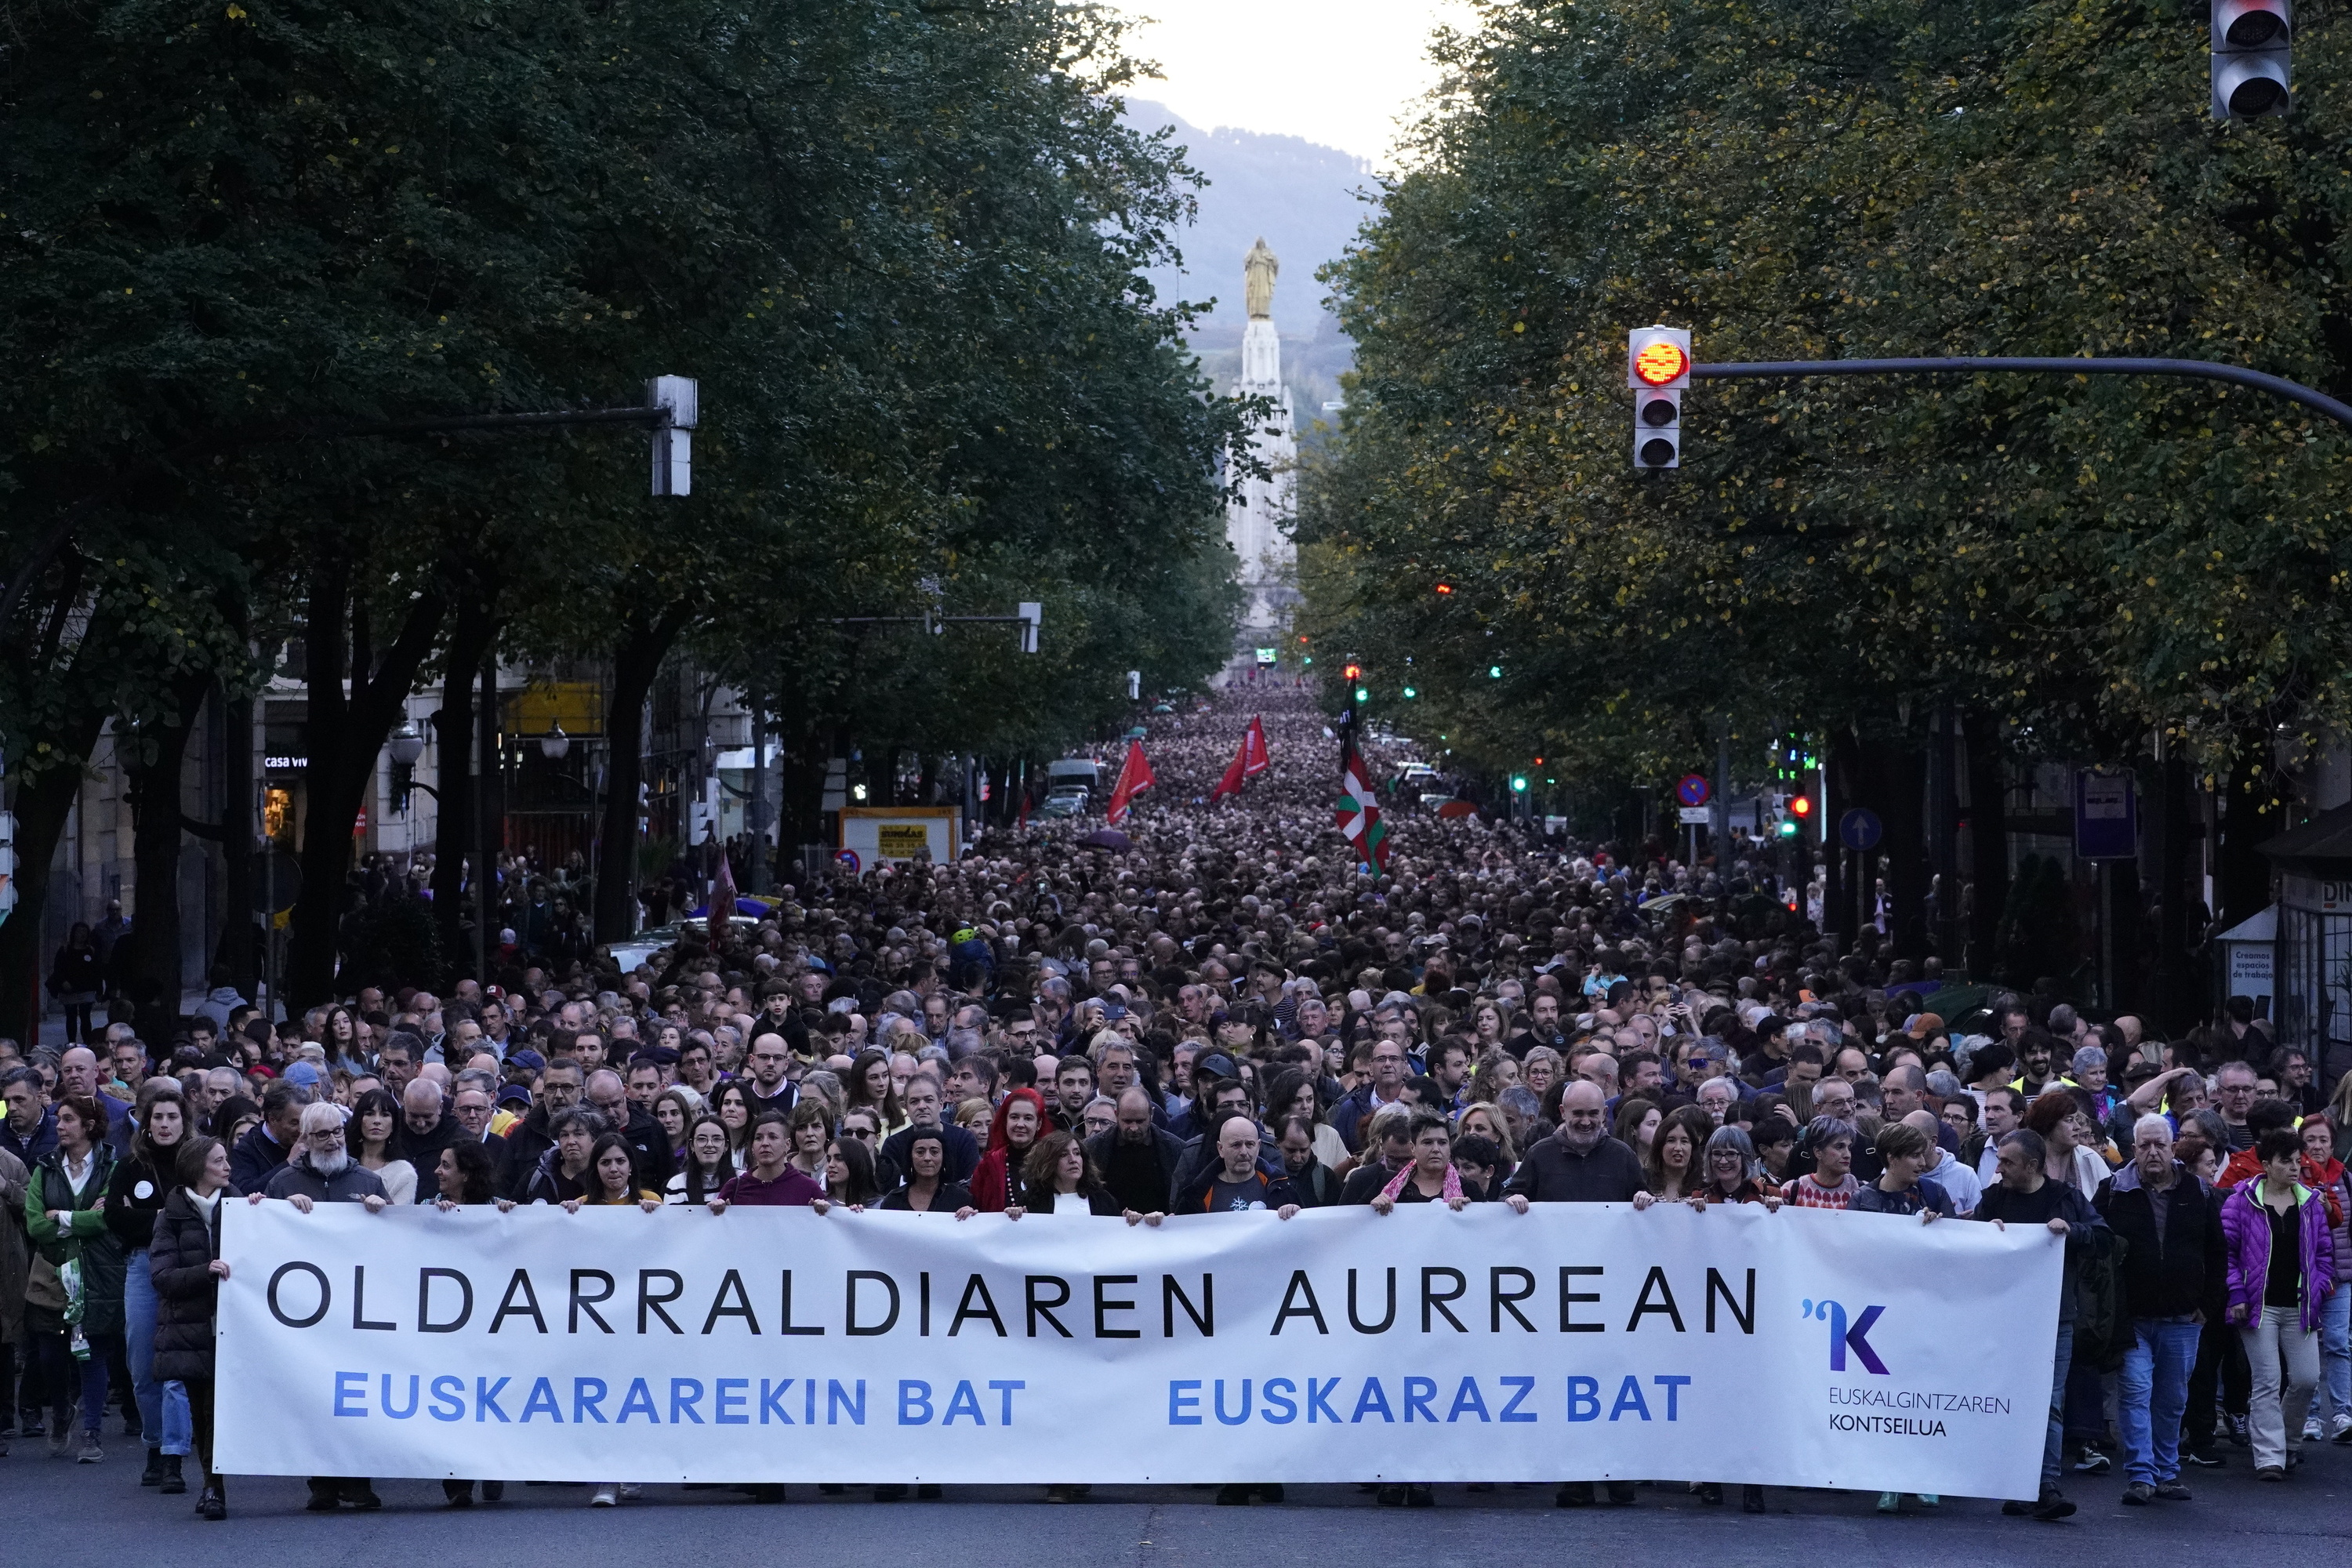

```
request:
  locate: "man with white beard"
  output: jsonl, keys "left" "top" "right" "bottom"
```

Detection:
{"left": 260, "top": 1102, "right": 390, "bottom": 1509}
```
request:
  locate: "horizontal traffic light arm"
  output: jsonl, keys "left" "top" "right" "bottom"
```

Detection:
{"left": 1691, "top": 356, "right": 2352, "bottom": 431}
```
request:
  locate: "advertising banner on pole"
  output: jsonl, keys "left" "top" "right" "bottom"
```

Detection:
{"left": 214, "top": 1200, "right": 2056, "bottom": 1498}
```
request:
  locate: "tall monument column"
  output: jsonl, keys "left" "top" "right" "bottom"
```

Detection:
{"left": 1225, "top": 237, "right": 1298, "bottom": 676}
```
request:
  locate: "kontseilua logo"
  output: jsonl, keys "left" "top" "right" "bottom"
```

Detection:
{"left": 1802, "top": 1298, "right": 1887, "bottom": 1375}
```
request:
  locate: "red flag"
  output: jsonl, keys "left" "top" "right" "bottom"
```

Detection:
{"left": 708, "top": 840, "right": 739, "bottom": 924}
{"left": 1105, "top": 740, "right": 1154, "bottom": 825}
{"left": 1209, "top": 716, "right": 1272, "bottom": 804}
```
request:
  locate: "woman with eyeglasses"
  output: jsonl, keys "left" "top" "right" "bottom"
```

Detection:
{"left": 664, "top": 1116, "right": 736, "bottom": 1205}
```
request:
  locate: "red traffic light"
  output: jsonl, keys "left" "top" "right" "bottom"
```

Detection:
{"left": 1343, "top": 662, "right": 1363, "bottom": 681}
{"left": 1632, "top": 339, "right": 1690, "bottom": 387}
{"left": 1790, "top": 795, "right": 1814, "bottom": 818}
{"left": 1434, "top": 582, "right": 1454, "bottom": 595}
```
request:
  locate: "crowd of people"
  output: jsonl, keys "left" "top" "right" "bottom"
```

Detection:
{"left": 2, "top": 686, "right": 2345, "bottom": 1523}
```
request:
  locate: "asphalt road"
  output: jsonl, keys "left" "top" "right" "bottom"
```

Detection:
{"left": 9, "top": 1427, "right": 2350, "bottom": 1565}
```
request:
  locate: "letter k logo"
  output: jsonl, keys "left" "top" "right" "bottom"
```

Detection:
{"left": 1827, "top": 1302, "right": 1888, "bottom": 1374}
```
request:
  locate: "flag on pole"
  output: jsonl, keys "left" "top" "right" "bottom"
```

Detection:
{"left": 1334, "top": 724, "right": 1389, "bottom": 871}
{"left": 708, "top": 841, "right": 739, "bottom": 924}
{"left": 1207, "top": 716, "right": 1272, "bottom": 804}
{"left": 1105, "top": 740, "right": 1154, "bottom": 826}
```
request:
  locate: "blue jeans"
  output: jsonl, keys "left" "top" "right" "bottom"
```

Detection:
{"left": 2118, "top": 1319, "right": 2200, "bottom": 1484}
{"left": 2319, "top": 1284, "right": 2351, "bottom": 1425}
{"left": 2043, "top": 1323, "right": 2073, "bottom": 1492}
{"left": 123, "top": 1248, "right": 162, "bottom": 1443}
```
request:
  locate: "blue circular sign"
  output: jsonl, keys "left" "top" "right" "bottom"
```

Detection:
{"left": 1838, "top": 808, "right": 1883, "bottom": 852}
{"left": 1675, "top": 773, "right": 1711, "bottom": 808}
{"left": 835, "top": 849, "right": 862, "bottom": 873}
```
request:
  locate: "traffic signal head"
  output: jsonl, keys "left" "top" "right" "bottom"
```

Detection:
{"left": 1355, "top": 687, "right": 1370, "bottom": 704}
{"left": 1434, "top": 582, "right": 1454, "bottom": 596}
{"left": 1627, "top": 326, "right": 1692, "bottom": 390}
{"left": 1628, "top": 326, "right": 1690, "bottom": 471}
{"left": 1789, "top": 794, "right": 1813, "bottom": 820}
{"left": 1634, "top": 387, "right": 1681, "bottom": 470}
{"left": 1343, "top": 662, "right": 1362, "bottom": 681}
{"left": 1511, "top": 775, "right": 1529, "bottom": 793}
{"left": 2212, "top": 0, "right": 2290, "bottom": 118}
{"left": 1402, "top": 685, "right": 1417, "bottom": 699}
{"left": 1488, "top": 665, "right": 1503, "bottom": 679}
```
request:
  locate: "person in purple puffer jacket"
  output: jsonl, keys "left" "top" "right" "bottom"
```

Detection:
{"left": 2220, "top": 1126, "right": 2339, "bottom": 1479}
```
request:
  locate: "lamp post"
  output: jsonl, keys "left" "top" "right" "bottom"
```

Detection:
{"left": 387, "top": 720, "right": 428, "bottom": 814}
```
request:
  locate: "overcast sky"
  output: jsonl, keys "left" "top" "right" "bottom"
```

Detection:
{"left": 1117, "top": 1, "right": 1475, "bottom": 165}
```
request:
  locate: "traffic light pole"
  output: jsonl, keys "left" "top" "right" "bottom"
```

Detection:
{"left": 1690, "top": 355, "right": 2352, "bottom": 430}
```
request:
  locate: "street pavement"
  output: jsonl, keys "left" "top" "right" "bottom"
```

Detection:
{"left": 9, "top": 1426, "right": 2350, "bottom": 1565}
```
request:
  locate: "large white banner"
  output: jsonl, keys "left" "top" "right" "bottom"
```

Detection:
{"left": 215, "top": 1200, "right": 2059, "bottom": 1497}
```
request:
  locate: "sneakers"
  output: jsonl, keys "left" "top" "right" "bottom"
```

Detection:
{"left": 590, "top": 1485, "right": 619, "bottom": 1507}
{"left": 2071, "top": 1443, "right": 2111, "bottom": 1475}
{"left": 2303, "top": 1415, "right": 2325, "bottom": 1443}
{"left": 1915, "top": 1494, "right": 1940, "bottom": 1506}
{"left": 2183, "top": 1446, "right": 2223, "bottom": 1467}
{"left": 2153, "top": 1479, "right": 2192, "bottom": 1501}
{"left": 2031, "top": 1486, "right": 2077, "bottom": 1522}
{"left": 48, "top": 1411, "right": 70, "bottom": 1459}
{"left": 76, "top": 1432, "right": 103, "bottom": 1464}
{"left": 2122, "top": 1482, "right": 2154, "bottom": 1505}
{"left": 1876, "top": 1491, "right": 1902, "bottom": 1513}
{"left": 2226, "top": 1414, "right": 2251, "bottom": 1447}
{"left": 2335, "top": 1414, "right": 2352, "bottom": 1446}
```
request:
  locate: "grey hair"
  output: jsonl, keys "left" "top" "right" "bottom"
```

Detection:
{"left": 2132, "top": 1112, "right": 2175, "bottom": 1145}
{"left": 1704, "top": 1124, "right": 1758, "bottom": 1166}
{"left": 1806, "top": 1116, "right": 1858, "bottom": 1149}
{"left": 2072, "top": 1045, "right": 2108, "bottom": 1076}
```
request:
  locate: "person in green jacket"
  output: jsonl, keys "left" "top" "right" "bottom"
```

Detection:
{"left": 24, "top": 1094, "right": 125, "bottom": 1462}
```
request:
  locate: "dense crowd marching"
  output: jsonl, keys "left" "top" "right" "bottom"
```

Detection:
{"left": 2, "top": 686, "right": 2345, "bottom": 1523}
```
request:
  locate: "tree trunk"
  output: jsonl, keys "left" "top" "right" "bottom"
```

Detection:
{"left": 431, "top": 608, "right": 495, "bottom": 982}
{"left": 1962, "top": 709, "right": 2009, "bottom": 982}
{"left": 2216, "top": 731, "right": 2284, "bottom": 930}
{"left": 124, "top": 671, "right": 212, "bottom": 1038}
{"left": 283, "top": 537, "right": 447, "bottom": 1005}
{"left": 213, "top": 682, "right": 259, "bottom": 997}
{"left": 2147, "top": 748, "right": 2198, "bottom": 1033}
{"left": 0, "top": 580, "right": 114, "bottom": 1042}
{"left": 1861, "top": 732, "right": 1932, "bottom": 964}
{"left": 593, "top": 605, "right": 688, "bottom": 944}
{"left": 0, "top": 727, "right": 103, "bottom": 1042}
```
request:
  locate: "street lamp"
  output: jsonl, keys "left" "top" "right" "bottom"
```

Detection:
{"left": 540, "top": 723, "right": 571, "bottom": 760}
{"left": 386, "top": 720, "right": 428, "bottom": 814}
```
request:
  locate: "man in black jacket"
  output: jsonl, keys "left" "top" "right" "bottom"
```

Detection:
{"left": 1974, "top": 1128, "right": 2104, "bottom": 1523}
{"left": 1500, "top": 1080, "right": 1651, "bottom": 1507}
{"left": 2096, "top": 1114, "right": 2224, "bottom": 1505}
{"left": 397, "top": 1078, "right": 465, "bottom": 1201}
{"left": 1085, "top": 1088, "right": 1187, "bottom": 1214}
{"left": 587, "top": 1068, "right": 673, "bottom": 1185}
{"left": 496, "top": 1058, "right": 584, "bottom": 1200}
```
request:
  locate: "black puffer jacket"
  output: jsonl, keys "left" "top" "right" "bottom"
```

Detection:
{"left": 149, "top": 1185, "right": 234, "bottom": 1383}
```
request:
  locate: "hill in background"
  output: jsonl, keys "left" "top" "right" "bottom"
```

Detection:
{"left": 1124, "top": 99, "right": 1367, "bottom": 435}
